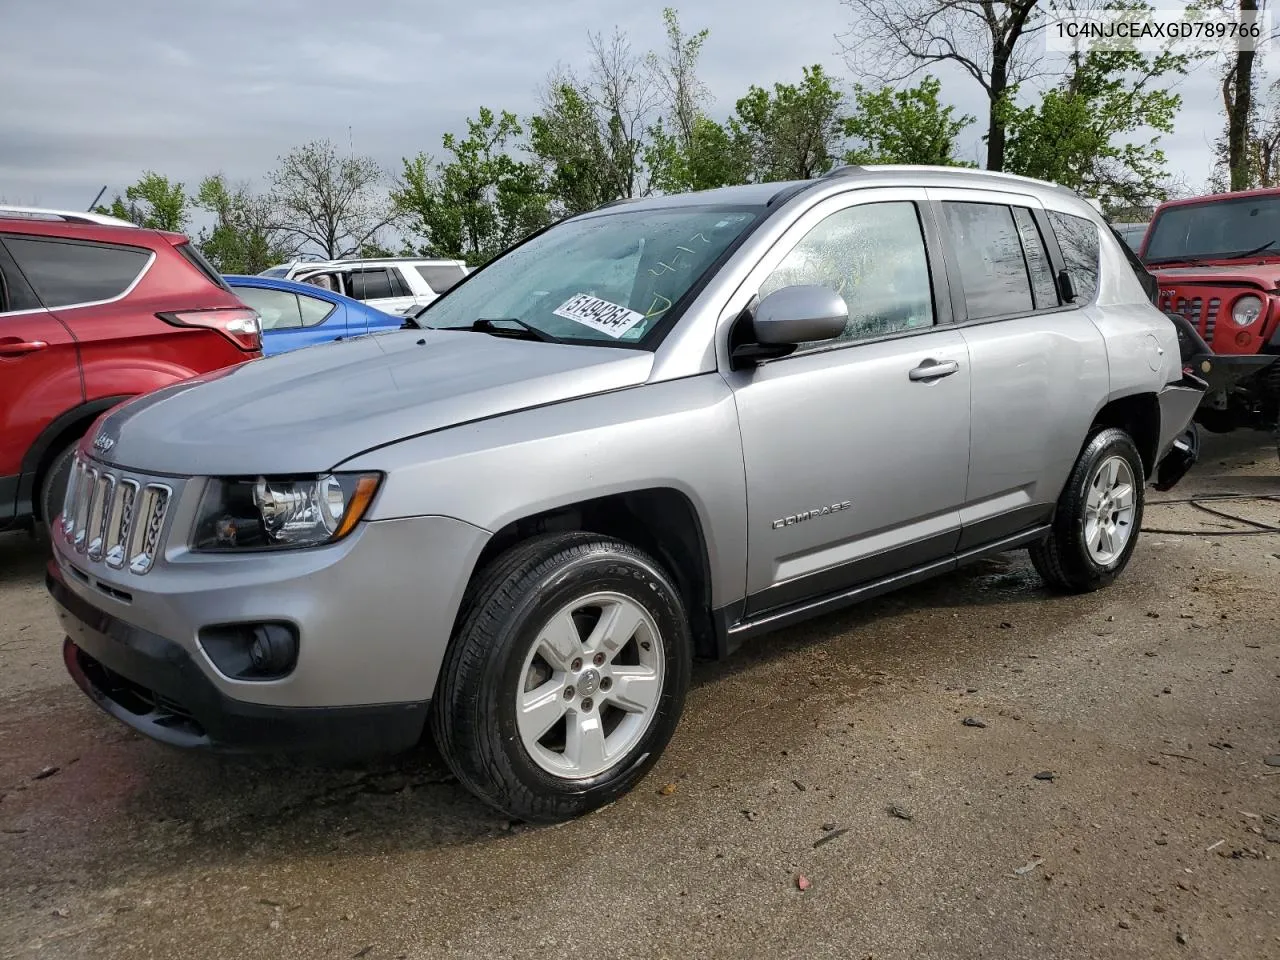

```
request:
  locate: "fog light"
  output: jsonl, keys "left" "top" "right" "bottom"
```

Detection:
{"left": 200, "top": 622, "right": 299, "bottom": 680}
{"left": 1236, "top": 331, "right": 1252, "bottom": 347}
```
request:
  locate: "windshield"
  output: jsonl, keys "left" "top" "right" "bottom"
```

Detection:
{"left": 418, "top": 206, "right": 760, "bottom": 345}
{"left": 259, "top": 266, "right": 289, "bottom": 278}
{"left": 1145, "top": 194, "right": 1280, "bottom": 262}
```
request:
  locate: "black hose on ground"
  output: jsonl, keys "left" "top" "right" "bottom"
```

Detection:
{"left": 1141, "top": 493, "right": 1280, "bottom": 536}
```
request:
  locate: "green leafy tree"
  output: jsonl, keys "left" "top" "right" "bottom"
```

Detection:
{"left": 94, "top": 196, "right": 140, "bottom": 224}
{"left": 530, "top": 30, "right": 656, "bottom": 214}
{"left": 646, "top": 116, "right": 747, "bottom": 192}
{"left": 730, "top": 65, "right": 847, "bottom": 181}
{"left": 1001, "top": 2, "right": 1190, "bottom": 210}
{"left": 394, "top": 108, "right": 552, "bottom": 264}
{"left": 195, "top": 174, "right": 295, "bottom": 274}
{"left": 96, "top": 172, "right": 190, "bottom": 231}
{"left": 843, "top": 77, "right": 976, "bottom": 166}
{"left": 269, "top": 139, "right": 396, "bottom": 258}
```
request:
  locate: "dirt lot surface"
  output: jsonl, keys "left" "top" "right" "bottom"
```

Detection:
{"left": 1, "top": 432, "right": 1277, "bottom": 960}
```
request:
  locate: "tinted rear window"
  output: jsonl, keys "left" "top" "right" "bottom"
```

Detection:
{"left": 351, "top": 269, "right": 394, "bottom": 300}
{"left": 941, "top": 202, "right": 1035, "bottom": 319}
{"left": 415, "top": 263, "right": 466, "bottom": 293}
{"left": 4, "top": 236, "right": 151, "bottom": 308}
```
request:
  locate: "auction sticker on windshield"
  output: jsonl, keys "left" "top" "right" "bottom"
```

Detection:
{"left": 553, "top": 294, "right": 646, "bottom": 339}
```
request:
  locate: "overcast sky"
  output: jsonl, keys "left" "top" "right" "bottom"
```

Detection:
{"left": 0, "top": 0, "right": 1235, "bottom": 212}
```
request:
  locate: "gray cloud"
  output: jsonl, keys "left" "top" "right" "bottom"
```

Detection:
{"left": 0, "top": 0, "right": 1231, "bottom": 210}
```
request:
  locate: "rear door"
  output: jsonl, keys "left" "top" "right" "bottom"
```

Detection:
{"left": 0, "top": 239, "right": 83, "bottom": 519}
{"left": 234, "top": 284, "right": 347, "bottom": 356}
{"left": 927, "top": 188, "right": 1109, "bottom": 547}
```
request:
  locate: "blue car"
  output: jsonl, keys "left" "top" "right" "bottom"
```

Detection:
{"left": 225, "top": 274, "right": 404, "bottom": 357}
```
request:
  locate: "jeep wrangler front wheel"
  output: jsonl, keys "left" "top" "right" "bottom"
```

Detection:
{"left": 430, "top": 532, "right": 691, "bottom": 823}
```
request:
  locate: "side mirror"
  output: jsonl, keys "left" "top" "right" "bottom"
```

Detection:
{"left": 732, "top": 285, "right": 848, "bottom": 367}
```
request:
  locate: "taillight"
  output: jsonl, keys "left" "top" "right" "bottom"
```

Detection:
{"left": 157, "top": 308, "right": 262, "bottom": 352}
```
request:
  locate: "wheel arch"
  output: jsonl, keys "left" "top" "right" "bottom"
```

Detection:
{"left": 462, "top": 487, "right": 720, "bottom": 660}
{"left": 1089, "top": 391, "right": 1161, "bottom": 478}
{"left": 20, "top": 395, "right": 133, "bottom": 520}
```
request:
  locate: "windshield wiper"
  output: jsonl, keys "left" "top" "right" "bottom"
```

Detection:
{"left": 465, "top": 317, "right": 556, "bottom": 342}
{"left": 1148, "top": 239, "right": 1277, "bottom": 266}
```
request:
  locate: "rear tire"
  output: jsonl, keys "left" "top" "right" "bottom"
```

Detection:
{"left": 430, "top": 532, "right": 691, "bottom": 823}
{"left": 1031, "top": 428, "right": 1145, "bottom": 593}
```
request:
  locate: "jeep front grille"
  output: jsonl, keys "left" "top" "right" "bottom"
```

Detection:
{"left": 62, "top": 456, "right": 171, "bottom": 575}
{"left": 1159, "top": 288, "right": 1232, "bottom": 348}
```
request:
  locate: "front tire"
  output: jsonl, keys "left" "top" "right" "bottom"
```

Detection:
{"left": 430, "top": 532, "right": 692, "bottom": 823}
{"left": 38, "top": 441, "right": 78, "bottom": 535}
{"left": 1031, "top": 427, "right": 1145, "bottom": 593}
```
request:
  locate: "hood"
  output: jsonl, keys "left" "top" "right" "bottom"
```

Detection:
{"left": 1150, "top": 263, "right": 1280, "bottom": 290}
{"left": 92, "top": 330, "right": 654, "bottom": 475}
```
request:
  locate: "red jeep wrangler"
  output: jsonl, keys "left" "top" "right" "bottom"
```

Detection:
{"left": 0, "top": 206, "right": 261, "bottom": 533}
{"left": 1140, "top": 189, "right": 1280, "bottom": 434}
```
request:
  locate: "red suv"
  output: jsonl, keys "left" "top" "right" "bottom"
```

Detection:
{"left": 0, "top": 206, "right": 261, "bottom": 533}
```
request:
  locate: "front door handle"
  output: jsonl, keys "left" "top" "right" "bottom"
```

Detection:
{"left": 0, "top": 339, "right": 49, "bottom": 357}
{"left": 909, "top": 359, "right": 959, "bottom": 382}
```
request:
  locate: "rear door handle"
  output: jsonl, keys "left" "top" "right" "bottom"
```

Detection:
{"left": 0, "top": 339, "right": 49, "bottom": 357}
{"left": 909, "top": 359, "right": 959, "bottom": 382}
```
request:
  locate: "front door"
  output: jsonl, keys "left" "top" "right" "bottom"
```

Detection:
{"left": 721, "top": 190, "right": 972, "bottom": 616}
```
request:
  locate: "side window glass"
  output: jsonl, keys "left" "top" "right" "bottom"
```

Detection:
{"left": 235, "top": 287, "right": 303, "bottom": 330}
{"left": 351, "top": 269, "right": 393, "bottom": 301}
{"left": 297, "top": 293, "right": 337, "bottom": 326}
{"left": 0, "top": 242, "right": 42, "bottom": 312}
{"left": 941, "top": 202, "right": 1034, "bottom": 319}
{"left": 416, "top": 263, "right": 467, "bottom": 293}
{"left": 1047, "top": 211, "right": 1100, "bottom": 303}
{"left": 4, "top": 237, "right": 149, "bottom": 308}
{"left": 1011, "top": 207, "right": 1059, "bottom": 309}
{"left": 759, "top": 200, "right": 935, "bottom": 347}
{"left": 389, "top": 268, "right": 412, "bottom": 298}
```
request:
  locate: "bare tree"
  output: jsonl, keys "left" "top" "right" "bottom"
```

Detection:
{"left": 837, "top": 0, "right": 1046, "bottom": 170}
{"left": 269, "top": 139, "right": 397, "bottom": 258}
{"left": 646, "top": 7, "right": 712, "bottom": 156}
{"left": 530, "top": 28, "right": 658, "bottom": 213}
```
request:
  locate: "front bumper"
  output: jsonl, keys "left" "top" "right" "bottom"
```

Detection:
{"left": 51, "top": 562, "right": 429, "bottom": 758}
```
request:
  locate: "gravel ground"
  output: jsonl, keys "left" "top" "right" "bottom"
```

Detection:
{"left": 1, "top": 431, "right": 1277, "bottom": 960}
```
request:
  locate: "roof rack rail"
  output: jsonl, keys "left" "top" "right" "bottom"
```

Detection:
{"left": 821, "top": 165, "right": 867, "bottom": 179}
{"left": 0, "top": 204, "right": 138, "bottom": 228}
{"left": 594, "top": 197, "right": 640, "bottom": 211}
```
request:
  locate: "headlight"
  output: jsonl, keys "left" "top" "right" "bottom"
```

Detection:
{"left": 1231, "top": 294, "right": 1264, "bottom": 327}
{"left": 193, "top": 473, "right": 381, "bottom": 551}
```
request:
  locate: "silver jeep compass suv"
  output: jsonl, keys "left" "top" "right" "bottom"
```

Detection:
{"left": 48, "top": 166, "right": 1204, "bottom": 822}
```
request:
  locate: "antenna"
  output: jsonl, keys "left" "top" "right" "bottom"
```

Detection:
{"left": 88, "top": 185, "right": 107, "bottom": 212}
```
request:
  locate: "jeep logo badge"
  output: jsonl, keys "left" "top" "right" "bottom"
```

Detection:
{"left": 92, "top": 434, "right": 115, "bottom": 454}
